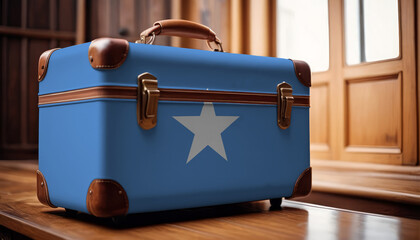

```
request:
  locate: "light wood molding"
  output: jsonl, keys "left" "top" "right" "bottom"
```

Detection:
{"left": 75, "top": 0, "right": 86, "bottom": 44}
{"left": 310, "top": 143, "right": 330, "bottom": 152}
{"left": 170, "top": 0, "right": 231, "bottom": 52}
{"left": 229, "top": 0, "right": 275, "bottom": 57}
{"left": 248, "top": 0, "right": 271, "bottom": 56}
{"left": 343, "top": 60, "right": 403, "bottom": 79}
{"left": 312, "top": 0, "right": 344, "bottom": 161}
{"left": 418, "top": 0, "right": 420, "bottom": 163}
{"left": 312, "top": 159, "right": 420, "bottom": 205}
{"left": 170, "top": 0, "right": 200, "bottom": 49}
{"left": 229, "top": 0, "right": 246, "bottom": 54}
{"left": 399, "top": 0, "right": 418, "bottom": 165}
{"left": 312, "top": 71, "right": 332, "bottom": 85}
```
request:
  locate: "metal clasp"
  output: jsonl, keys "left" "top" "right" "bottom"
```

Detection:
{"left": 137, "top": 73, "right": 160, "bottom": 130}
{"left": 277, "top": 82, "right": 294, "bottom": 129}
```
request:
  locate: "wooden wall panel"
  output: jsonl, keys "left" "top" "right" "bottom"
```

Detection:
{"left": 170, "top": 0, "right": 229, "bottom": 51}
{"left": 58, "top": 0, "right": 76, "bottom": 32}
{"left": 200, "top": 0, "right": 230, "bottom": 51}
{"left": 418, "top": 0, "right": 420, "bottom": 163}
{"left": 57, "top": 40, "right": 74, "bottom": 48}
{"left": 346, "top": 76, "right": 401, "bottom": 150}
{"left": 248, "top": 0, "right": 271, "bottom": 56}
{"left": 0, "top": 38, "right": 2, "bottom": 143}
{"left": 27, "top": 0, "right": 49, "bottom": 29}
{"left": 0, "top": 0, "right": 80, "bottom": 159}
{"left": 310, "top": 84, "right": 329, "bottom": 150}
{"left": 27, "top": 39, "right": 50, "bottom": 144}
{"left": 136, "top": 0, "right": 171, "bottom": 46}
{"left": 5, "top": 0, "right": 22, "bottom": 27}
{"left": 5, "top": 38, "right": 22, "bottom": 145}
{"left": 171, "top": 0, "right": 201, "bottom": 49}
{"left": 89, "top": 0, "right": 171, "bottom": 45}
{"left": 119, "top": 0, "right": 136, "bottom": 38}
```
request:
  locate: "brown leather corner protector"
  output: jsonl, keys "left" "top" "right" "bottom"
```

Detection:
{"left": 36, "top": 170, "right": 56, "bottom": 208}
{"left": 86, "top": 179, "right": 129, "bottom": 217}
{"left": 88, "top": 38, "right": 129, "bottom": 69}
{"left": 291, "top": 59, "right": 311, "bottom": 87}
{"left": 38, "top": 48, "right": 60, "bottom": 82}
{"left": 287, "top": 167, "right": 312, "bottom": 199}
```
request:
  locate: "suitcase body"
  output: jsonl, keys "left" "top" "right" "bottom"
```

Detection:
{"left": 37, "top": 31, "right": 311, "bottom": 217}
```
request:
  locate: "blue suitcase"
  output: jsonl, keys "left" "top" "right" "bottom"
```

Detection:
{"left": 37, "top": 20, "right": 311, "bottom": 218}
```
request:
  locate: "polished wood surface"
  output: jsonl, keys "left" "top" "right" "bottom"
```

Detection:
{"left": 312, "top": 159, "right": 420, "bottom": 205}
{"left": 297, "top": 191, "right": 420, "bottom": 220}
{"left": 0, "top": 161, "right": 419, "bottom": 240}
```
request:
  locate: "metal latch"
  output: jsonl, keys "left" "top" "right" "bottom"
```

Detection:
{"left": 277, "top": 82, "right": 294, "bottom": 129}
{"left": 137, "top": 73, "right": 160, "bottom": 129}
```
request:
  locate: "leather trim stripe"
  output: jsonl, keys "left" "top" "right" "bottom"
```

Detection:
{"left": 159, "top": 89, "right": 309, "bottom": 106}
{"left": 38, "top": 86, "right": 136, "bottom": 105}
{"left": 38, "top": 86, "right": 310, "bottom": 107}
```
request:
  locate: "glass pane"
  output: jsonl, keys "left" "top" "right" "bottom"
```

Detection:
{"left": 345, "top": 0, "right": 399, "bottom": 65}
{"left": 276, "top": 0, "right": 330, "bottom": 72}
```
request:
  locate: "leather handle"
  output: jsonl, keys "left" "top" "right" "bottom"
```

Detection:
{"left": 139, "top": 19, "right": 223, "bottom": 51}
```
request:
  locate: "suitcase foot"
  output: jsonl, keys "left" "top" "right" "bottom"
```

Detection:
{"left": 86, "top": 179, "right": 129, "bottom": 218}
{"left": 269, "top": 198, "right": 283, "bottom": 208}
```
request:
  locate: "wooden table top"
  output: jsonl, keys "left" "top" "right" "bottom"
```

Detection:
{"left": 0, "top": 160, "right": 419, "bottom": 240}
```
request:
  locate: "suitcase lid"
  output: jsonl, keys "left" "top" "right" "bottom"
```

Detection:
{"left": 38, "top": 40, "right": 310, "bottom": 97}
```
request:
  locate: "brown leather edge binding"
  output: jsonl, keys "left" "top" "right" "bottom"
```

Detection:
{"left": 38, "top": 86, "right": 310, "bottom": 107}
{"left": 291, "top": 59, "right": 311, "bottom": 87}
{"left": 86, "top": 179, "right": 129, "bottom": 218}
{"left": 160, "top": 89, "right": 309, "bottom": 106}
{"left": 287, "top": 167, "right": 312, "bottom": 199}
{"left": 38, "top": 86, "right": 137, "bottom": 105}
{"left": 36, "top": 170, "right": 56, "bottom": 208}
{"left": 38, "top": 48, "right": 60, "bottom": 82}
{"left": 88, "top": 38, "right": 129, "bottom": 69}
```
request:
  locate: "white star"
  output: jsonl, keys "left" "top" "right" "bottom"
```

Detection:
{"left": 173, "top": 102, "right": 239, "bottom": 164}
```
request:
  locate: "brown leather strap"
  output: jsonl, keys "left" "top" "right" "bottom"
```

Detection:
{"left": 140, "top": 19, "right": 220, "bottom": 43}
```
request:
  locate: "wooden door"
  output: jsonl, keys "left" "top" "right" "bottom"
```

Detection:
{"left": 310, "top": 0, "right": 417, "bottom": 165}
{"left": 275, "top": 0, "right": 419, "bottom": 204}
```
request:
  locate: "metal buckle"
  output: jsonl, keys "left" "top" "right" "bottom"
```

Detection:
{"left": 277, "top": 82, "right": 294, "bottom": 129}
{"left": 136, "top": 32, "right": 156, "bottom": 44}
{"left": 137, "top": 73, "right": 159, "bottom": 130}
{"left": 206, "top": 39, "right": 224, "bottom": 52}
